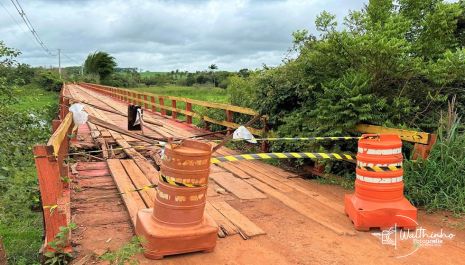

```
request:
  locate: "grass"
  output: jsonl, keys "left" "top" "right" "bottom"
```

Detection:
{"left": 0, "top": 83, "right": 57, "bottom": 264}
{"left": 12, "top": 84, "right": 58, "bottom": 111}
{"left": 139, "top": 71, "right": 168, "bottom": 78}
{"left": 404, "top": 123, "right": 465, "bottom": 214}
{"left": 131, "top": 84, "right": 229, "bottom": 103}
{"left": 129, "top": 85, "right": 229, "bottom": 125}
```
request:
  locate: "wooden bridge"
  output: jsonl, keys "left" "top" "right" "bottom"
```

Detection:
{"left": 33, "top": 83, "right": 463, "bottom": 264}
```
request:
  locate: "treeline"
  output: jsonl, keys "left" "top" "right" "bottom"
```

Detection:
{"left": 76, "top": 51, "right": 249, "bottom": 88}
{"left": 0, "top": 63, "right": 63, "bottom": 92}
{"left": 139, "top": 69, "right": 249, "bottom": 88}
{"left": 229, "top": 0, "right": 465, "bottom": 139}
{"left": 83, "top": 69, "right": 241, "bottom": 89}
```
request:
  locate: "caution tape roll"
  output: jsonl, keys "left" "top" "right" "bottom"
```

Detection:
{"left": 159, "top": 174, "right": 206, "bottom": 188}
{"left": 210, "top": 152, "right": 355, "bottom": 164}
{"left": 357, "top": 165, "right": 402, "bottom": 172}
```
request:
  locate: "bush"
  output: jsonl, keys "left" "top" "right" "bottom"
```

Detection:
{"left": 404, "top": 116, "right": 465, "bottom": 213}
{"left": 225, "top": 0, "right": 465, "bottom": 178}
{"left": 33, "top": 71, "right": 63, "bottom": 92}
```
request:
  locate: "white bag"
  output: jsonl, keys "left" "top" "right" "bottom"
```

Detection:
{"left": 69, "top": 103, "right": 89, "bottom": 126}
{"left": 233, "top": 126, "right": 257, "bottom": 143}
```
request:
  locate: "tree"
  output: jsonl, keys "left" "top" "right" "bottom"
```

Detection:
{"left": 208, "top": 64, "right": 219, "bottom": 86}
{"left": 84, "top": 51, "right": 117, "bottom": 81}
{"left": 0, "top": 41, "right": 20, "bottom": 105}
{"left": 230, "top": 0, "right": 465, "bottom": 155}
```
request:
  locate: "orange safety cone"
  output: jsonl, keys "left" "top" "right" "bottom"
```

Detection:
{"left": 135, "top": 139, "right": 217, "bottom": 259}
{"left": 345, "top": 134, "right": 417, "bottom": 231}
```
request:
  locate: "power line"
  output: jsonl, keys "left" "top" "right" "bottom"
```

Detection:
{"left": 0, "top": 0, "right": 37, "bottom": 45}
{"left": 62, "top": 52, "right": 81, "bottom": 65}
{"left": 9, "top": 0, "right": 55, "bottom": 56}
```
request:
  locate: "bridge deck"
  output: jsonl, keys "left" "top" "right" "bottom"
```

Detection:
{"left": 66, "top": 84, "right": 465, "bottom": 265}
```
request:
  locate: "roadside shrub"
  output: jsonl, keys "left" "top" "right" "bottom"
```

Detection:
{"left": 404, "top": 122, "right": 465, "bottom": 213}
{"left": 34, "top": 71, "right": 63, "bottom": 92}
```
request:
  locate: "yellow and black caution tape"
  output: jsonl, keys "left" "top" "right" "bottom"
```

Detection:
{"left": 159, "top": 175, "right": 206, "bottom": 188}
{"left": 210, "top": 152, "right": 355, "bottom": 164}
{"left": 33, "top": 144, "right": 160, "bottom": 159}
{"left": 125, "top": 184, "right": 158, "bottom": 193}
{"left": 357, "top": 165, "right": 402, "bottom": 172}
{"left": 210, "top": 136, "right": 361, "bottom": 142}
{"left": 43, "top": 204, "right": 58, "bottom": 214}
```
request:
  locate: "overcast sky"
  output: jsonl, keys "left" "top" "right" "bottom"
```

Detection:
{"left": 0, "top": 0, "right": 367, "bottom": 71}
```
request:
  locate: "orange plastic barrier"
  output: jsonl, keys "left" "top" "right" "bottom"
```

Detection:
{"left": 135, "top": 139, "right": 217, "bottom": 259}
{"left": 345, "top": 134, "right": 417, "bottom": 230}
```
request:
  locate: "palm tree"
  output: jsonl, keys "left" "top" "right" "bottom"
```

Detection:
{"left": 208, "top": 64, "right": 218, "bottom": 87}
{"left": 84, "top": 51, "right": 117, "bottom": 80}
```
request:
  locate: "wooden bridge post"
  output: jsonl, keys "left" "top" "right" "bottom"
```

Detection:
{"left": 151, "top": 96, "right": 156, "bottom": 113}
{"left": 171, "top": 100, "right": 177, "bottom": 120}
{"left": 0, "top": 237, "right": 6, "bottom": 265}
{"left": 33, "top": 145, "right": 68, "bottom": 248}
{"left": 62, "top": 97, "right": 69, "bottom": 120}
{"left": 159, "top": 97, "right": 166, "bottom": 116}
{"left": 186, "top": 102, "right": 193, "bottom": 124}
{"left": 413, "top": 134, "right": 437, "bottom": 160}
{"left": 52, "top": 120, "right": 61, "bottom": 133}
{"left": 261, "top": 117, "right": 269, "bottom": 152}
{"left": 144, "top": 95, "right": 148, "bottom": 110}
{"left": 137, "top": 94, "right": 142, "bottom": 106}
{"left": 226, "top": 110, "right": 233, "bottom": 135}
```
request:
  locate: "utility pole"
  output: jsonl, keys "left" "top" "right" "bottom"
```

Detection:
{"left": 58, "top": 49, "right": 61, "bottom": 79}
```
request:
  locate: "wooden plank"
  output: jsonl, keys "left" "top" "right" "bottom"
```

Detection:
{"left": 115, "top": 139, "right": 159, "bottom": 184}
{"left": 287, "top": 178, "right": 345, "bottom": 213}
{"left": 215, "top": 163, "right": 251, "bottom": 179}
{"left": 215, "top": 148, "right": 298, "bottom": 178}
{"left": 215, "top": 159, "right": 293, "bottom": 193}
{"left": 107, "top": 159, "right": 146, "bottom": 225}
{"left": 245, "top": 178, "right": 354, "bottom": 236}
{"left": 211, "top": 165, "right": 227, "bottom": 173}
{"left": 33, "top": 145, "right": 67, "bottom": 245}
{"left": 205, "top": 202, "right": 238, "bottom": 236}
{"left": 47, "top": 112, "right": 73, "bottom": 156}
{"left": 87, "top": 115, "right": 162, "bottom": 143}
{"left": 71, "top": 88, "right": 160, "bottom": 186}
{"left": 210, "top": 200, "right": 265, "bottom": 237}
{"left": 355, "top": 124, "right": 430, "bottom": 144}
{"left": 76, "top": 162, "right": 107, "bottom": 171}
{"left": 210, "top": 172, "right": 266, "bottom": 200}
{"left": 120, "top": 159, "right": 156, "bottom": 207}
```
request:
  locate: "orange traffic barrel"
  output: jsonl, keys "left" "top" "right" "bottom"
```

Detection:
{"left": 345, "top": 134, "right": 417, "bottom": 231}
{"left": 135, "top": 139, "right": 217, "bottom": 259}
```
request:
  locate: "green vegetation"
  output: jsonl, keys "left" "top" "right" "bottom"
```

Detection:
{"left": 404, "top": 99, "right": 465, "bottom": 213}
{"left": 132, "top": 85, "right": 229, "bottom": 103}
{"left": 0, "top": 41, "right": 58, "bottom": 264}
{"left": 44, "top": 223, "right": 77, "bottom": 265}
{"left": 227, "top": 0, "right": 465, "bottom": 179}
{"left": 100, "top": 236, "right": 143, "bottom": 265}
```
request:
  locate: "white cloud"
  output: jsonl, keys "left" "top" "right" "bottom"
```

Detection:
{"left": 0, "top": 0, "right": 366, "bottom": 71}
